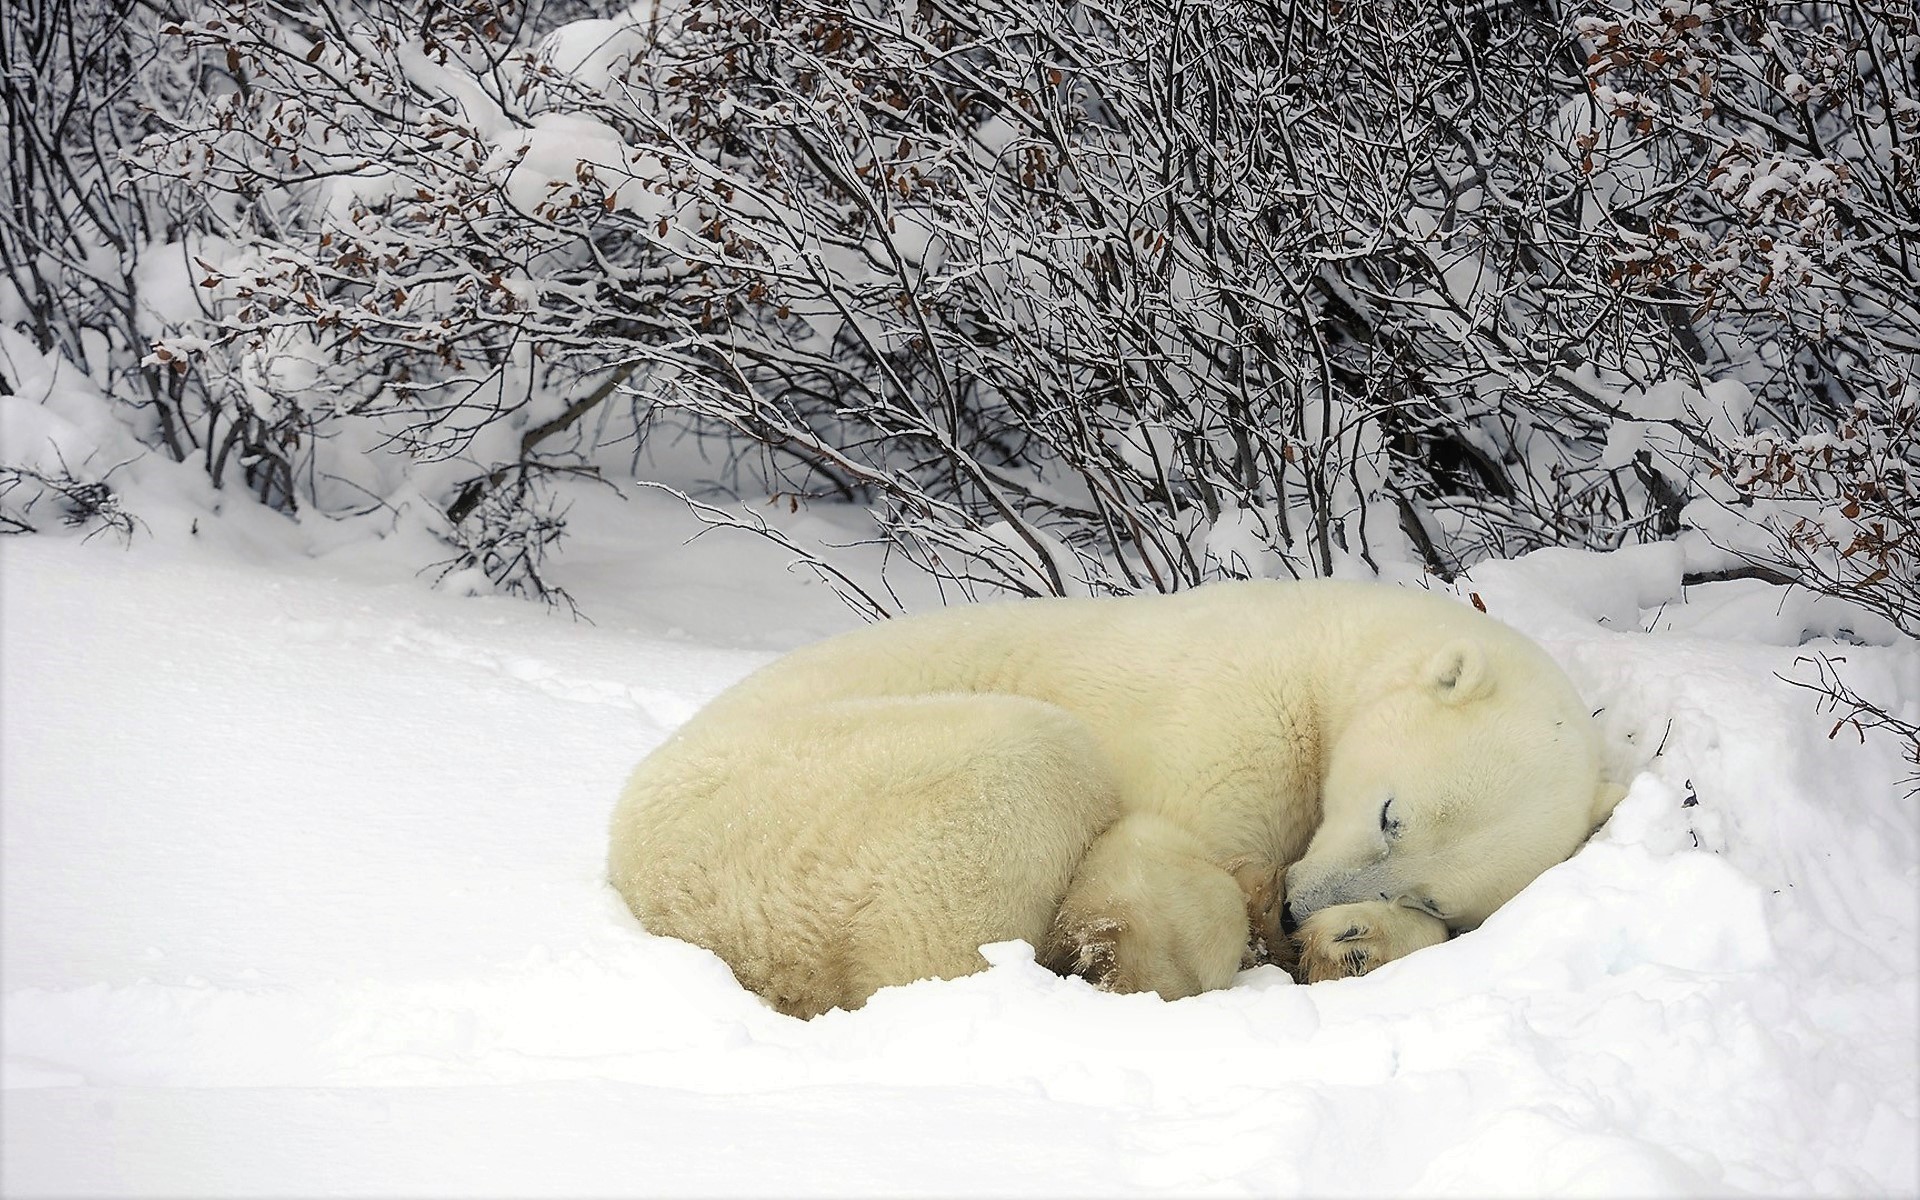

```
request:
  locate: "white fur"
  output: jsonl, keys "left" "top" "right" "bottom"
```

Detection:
{"left": 608, "top": 580, "right": 1614, "bottom": 1016}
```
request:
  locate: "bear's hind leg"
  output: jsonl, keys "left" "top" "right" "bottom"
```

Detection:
{"left": 613, "top": 692, "right": 1123, "bottom": 1018}
{"left": 830, "top": 695, "right": 1124, "bottom": 1007}
{"left": 1041, "top": 812, "right": 1250, "bottom": 1000}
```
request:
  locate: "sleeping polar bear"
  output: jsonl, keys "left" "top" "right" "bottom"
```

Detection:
{"left": 609, "top": 580, "right": 1618, "bottom": 1016}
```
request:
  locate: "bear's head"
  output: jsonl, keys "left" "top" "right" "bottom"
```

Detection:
{"left": 1284, "top": 637, "right": 1620, "bottom": 936}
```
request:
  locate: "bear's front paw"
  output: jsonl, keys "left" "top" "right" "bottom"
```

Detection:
{"left": 1292, "top": 912, "right": 1382, "bottom": 983}
{"left": 1291, "top": 901, "right": 1449, "bottom": 984}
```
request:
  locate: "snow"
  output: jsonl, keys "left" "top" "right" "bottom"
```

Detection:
{"left": 3, "top": 486, "right": 1917, "bottom": 1197}
{"left": 492, "top": 112, "right": 666, "bottom": 220}
{"left": 538, "top": 16, "right": 653, "bottom": 89}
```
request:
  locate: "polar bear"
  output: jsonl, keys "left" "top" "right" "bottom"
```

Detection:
{"left": 608, "top": 580, "right": 1617, "bottom": 1017}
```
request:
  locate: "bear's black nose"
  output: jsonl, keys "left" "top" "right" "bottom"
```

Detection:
{"left": 1280, "top": 902, "right": 1301, "bottom": 935}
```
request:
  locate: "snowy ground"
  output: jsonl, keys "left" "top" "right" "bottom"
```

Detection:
{"left": 3, "top": 487, "right": 1917, "bottom": 1197}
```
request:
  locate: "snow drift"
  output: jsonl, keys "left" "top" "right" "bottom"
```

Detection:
{"left": 2, "top": 500, "right": 1915, "bottom": 1196}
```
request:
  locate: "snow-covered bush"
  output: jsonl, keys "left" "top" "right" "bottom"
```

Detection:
{"left": 1572, "top": 0, "right": 1919, "bottom": 761}
{"left": 129, "top": 0, "right": 1709, "bottom": 598}
{"left": 1574, "top": 0, "right": 1919, "bottom": 617}
{"left": 0, "top": 0, "right": 232, "bottom": 522}
{"left": 126, "top": 0, "right": 628, "bottom": 595}
{"left": 9, "top": 0, "right": 1915, "bottom": 666}
{"left": 1576, "top": 0, "right": 1918, "bottom": 370}
{"left": 624, "top": 0, "right": 1717, "bottom": 590}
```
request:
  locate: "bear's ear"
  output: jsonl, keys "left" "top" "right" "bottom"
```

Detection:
{"left": 1588, "top": 779, "right": 1628, "bottom": 832}
{"left": 1424, "top": 640, "right": 1494, "bottom": 705}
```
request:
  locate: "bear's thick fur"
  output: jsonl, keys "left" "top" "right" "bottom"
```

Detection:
{"left": 609, "top": 580, "right": 1615, "bottom": 1017}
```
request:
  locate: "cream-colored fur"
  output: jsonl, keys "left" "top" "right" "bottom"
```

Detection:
{"left": 608, "top": 580, "right": 1613, "bottom": 1017}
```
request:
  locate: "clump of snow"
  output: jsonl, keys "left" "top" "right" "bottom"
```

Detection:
{"left": 2, "top": 487, "right": 1915, "bottom": 1196}
{"left": 538, "top": 17, "right": 652, "bottom": 89}
{"left": 1, "top": 329, "right": 148, "bottom": 479}
{"left": 488, "top": 112, "right": 665, "bottom": 221}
